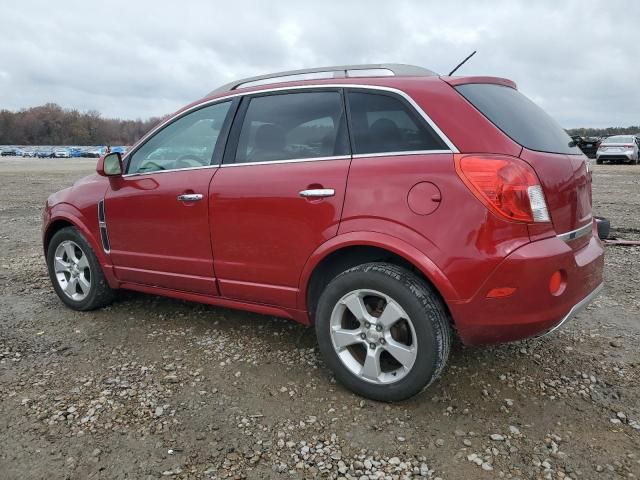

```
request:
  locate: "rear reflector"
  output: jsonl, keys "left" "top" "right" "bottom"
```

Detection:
{"left": 454, "top": 154, "right": 551, "bottom": 224}
{"left": 549, "top": 270, "right": 566, "bottom": 296}
{"left": 486, "top": 287, "right": 517, "bottom": 298}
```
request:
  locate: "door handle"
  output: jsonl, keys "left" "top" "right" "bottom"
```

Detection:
{"left": 177, "top": 193, "right": 203, "bottom": 202}
{"left": 299, "top": 188, "right": 335, "bottom": 199}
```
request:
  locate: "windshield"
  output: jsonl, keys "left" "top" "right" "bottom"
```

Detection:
{"left": 602, "top": 136, "right": 634, "bottom": 144}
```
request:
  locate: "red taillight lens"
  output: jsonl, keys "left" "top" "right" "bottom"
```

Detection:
{"left": 454, "top": 154, "right": 551, "bottom": 223}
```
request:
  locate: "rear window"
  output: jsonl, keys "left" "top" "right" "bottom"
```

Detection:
{"left": 602, "top": 136, "right": 634, "bottom": 144}
{"left": 456, "top": 83, "right": 580, "bottom": 155}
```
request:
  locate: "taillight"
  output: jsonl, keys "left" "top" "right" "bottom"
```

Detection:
{"left": 624, "top": 144, "right": 634, "bottom": 149}
{"left": 454, "top": 154, "right": 551, "bottom": 224}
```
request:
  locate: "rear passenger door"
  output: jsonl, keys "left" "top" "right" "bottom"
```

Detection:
{"left": 210, "top": 89, "right": 351, "bottom": 308}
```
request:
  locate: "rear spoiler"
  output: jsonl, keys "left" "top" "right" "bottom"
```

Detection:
{"left": 442, "top": 76, "right": 517, "bottom": 90}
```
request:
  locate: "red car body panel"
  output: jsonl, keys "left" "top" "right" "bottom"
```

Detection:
{"left": 449, "top": 222, "right": 603, "bottom": 344}
{"left": 105, "top": 170, "right": 219, "bottom": 295}
{"left": 519, "top": 148, "right": 593, "bottom": 243}
{"left": 42, "top": 73, "right": 605, "bottom": 346}
{"left": 338, "top": 152, "right": 532, "bottom": 301}
{"left": 210, "top": 159, "right": 350, "bottom": 308}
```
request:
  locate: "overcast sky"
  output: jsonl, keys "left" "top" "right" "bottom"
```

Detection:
{"left": 0, "top": 0, "right": 638, "bottom": 128}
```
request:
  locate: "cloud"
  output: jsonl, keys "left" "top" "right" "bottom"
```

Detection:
{"left": 0, "top": 0, "right": 637, "bottom": 127}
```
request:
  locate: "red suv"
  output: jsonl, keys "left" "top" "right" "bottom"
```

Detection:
{"left": 43, "top": 64, "right": 604, "bottom": 401}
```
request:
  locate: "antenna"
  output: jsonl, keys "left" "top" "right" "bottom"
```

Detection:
{"left": 448, "top": 50, "right": 477, "bottom": 76}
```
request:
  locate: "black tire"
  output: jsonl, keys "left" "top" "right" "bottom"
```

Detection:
{"left": 596, "top": 158, "right": 603, "bottom": 165}
{"left": 315, "top": 262, "right": 451, "bottom": 401}
{"left": 594, "top": 216, "right": 610, "bottom": 240}
{"left": 47, "top": 226, "right": 115, "bottom": 311}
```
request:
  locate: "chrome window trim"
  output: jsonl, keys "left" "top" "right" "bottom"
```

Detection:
{"left": 121, "top": 150, "right": 455, "bottom": 174}
{"left": 352, "top": 150, "right": 453, "bottom": 159}
{"left": 121, "top": 83, "right": 459, "bottom": 170}
{"left": 556, "top": 220, "right": 593, "bottom": 243}
{"left": 122, "top": 164, "right": 218, "bottom": 178}
{"left": 220, "top": 155, "right": 351, "bottom": 168}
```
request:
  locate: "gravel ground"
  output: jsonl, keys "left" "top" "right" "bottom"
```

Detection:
{"left": 0, "top": 157, "right": 638, "bottom": 480}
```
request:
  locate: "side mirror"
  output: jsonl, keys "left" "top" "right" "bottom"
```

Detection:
{"left": 97, "top": 152, "right": 123, "bottom": 176}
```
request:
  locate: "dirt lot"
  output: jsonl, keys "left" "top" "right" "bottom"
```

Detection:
{"left": 0, "top": 157, "right": 638, "bottom": 480}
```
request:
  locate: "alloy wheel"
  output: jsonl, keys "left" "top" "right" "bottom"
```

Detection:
{"left": 329, "top": 289, "right": 418, "bottom": 384}
{"left": 53, "top": 240, "right": 91, "bottom": 301}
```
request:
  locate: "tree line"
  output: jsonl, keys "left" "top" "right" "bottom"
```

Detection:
{"left": 0, "top": 104, "right": 162, "bottom": 146}
{"left": 567, "top": 126, "right": 639, "bottom": 137}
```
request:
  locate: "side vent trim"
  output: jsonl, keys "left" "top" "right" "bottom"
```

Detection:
{"left": 98, "top": 199, "right": 110, "bottom": 253}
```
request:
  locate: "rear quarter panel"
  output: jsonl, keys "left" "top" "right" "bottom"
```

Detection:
{"left": 338, "top": 153, "right": 532, "bottom": 302}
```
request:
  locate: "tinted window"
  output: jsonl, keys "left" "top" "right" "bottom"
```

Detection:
{"left": 456, "top": 83, "right": 580, "bottom": 155}
{"left": 234, "top": 91, "right": 348, "bottom": 163}
{"left": 347, "top": 91, "right": 447, "bottom": 155}
{"left": 128, "top": 101, "right": 231, "bottom": 174}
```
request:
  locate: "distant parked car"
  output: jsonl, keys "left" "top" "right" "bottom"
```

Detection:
{"left": 69, "top": 147, "right": 83, "bottom": 158}
{"left": 571, "top": 136, "right": 600, "bottom": 159}
{"left": 1, "top": 147, "right": 18, "bottom": 156}
{"left": 82, "top": 147, "right": 103, "bottom": 158}
{"left": 36, "top": 149, "right": 54, "bottom": 158}
{"left": 596, "top": 135, "right": 639, "bottom": 164}
{"left": 54, "top": 149, "right": 71, "bottom": 158}
{"left": 109, "top": 146, "right": 124, "bottom": 154}
{"left": 22, "top": 149, "right": 36, "bottom": 157}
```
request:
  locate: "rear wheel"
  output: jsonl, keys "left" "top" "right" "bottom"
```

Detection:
{"left": 47, "top": 227, "right": 115, "bottom": 311}
{"left": 315, "top": 263, "right": 451, "bottom": 401}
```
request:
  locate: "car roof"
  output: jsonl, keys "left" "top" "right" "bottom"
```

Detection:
{"left": 155, "top": 66, "right": 518, "bottom": 134}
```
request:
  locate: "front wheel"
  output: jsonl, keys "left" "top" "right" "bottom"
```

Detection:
{"left": 315, "top": 263, "right": 451, "bottom": 401}
{"left": 47, "top": 227, "right": 115, "bottom": 311}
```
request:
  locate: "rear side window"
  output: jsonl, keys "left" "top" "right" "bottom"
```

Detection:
{"left": 234, "top": 91, "right": 349, "bottom": 163}
{"left": 347, "top": 91, "right": 447, "bottom": 155}
{"left": 456, "top": 83, "right": 580, "bottom": 155}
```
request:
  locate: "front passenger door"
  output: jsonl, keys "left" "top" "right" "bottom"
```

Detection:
{"left": 105, "top": 100, "right": 235, "bottom": 295}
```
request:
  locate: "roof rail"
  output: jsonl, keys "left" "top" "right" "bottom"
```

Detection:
{"left": 209, "top": 63, "right": 437, "bottom": 95}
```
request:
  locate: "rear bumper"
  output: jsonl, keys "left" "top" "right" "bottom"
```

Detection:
{"left": 596, "top": 152, "right": 636, "bottom": 161}
{"left": 534, "top": 282, "right": 603, "bottom": 338}
{"left": 449, "top": 224, "right": 604, "bottom": 345}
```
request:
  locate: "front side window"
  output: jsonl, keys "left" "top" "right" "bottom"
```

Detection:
{"left": 234, "top": 91, "right": 349, "bottom": 164}
{"left": 127, "top": 101, "right": 231, "bottom": 174}
{"left": 347, "top": 91, "right": 447, "bottom": 155}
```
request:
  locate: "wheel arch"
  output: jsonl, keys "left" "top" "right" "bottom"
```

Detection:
{"left": 299, "top": 232, "right": 459, "bottom": 323}
{"left": 43, "top": 206, "right": 118, "bottom": 288}
{"left": 43, "top": 218, "right": 75, "bottom": 254}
